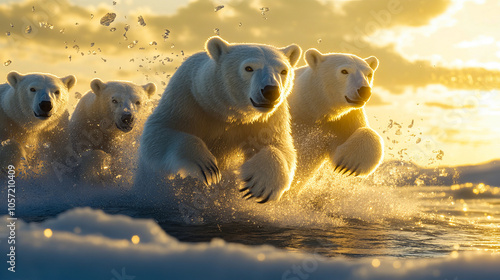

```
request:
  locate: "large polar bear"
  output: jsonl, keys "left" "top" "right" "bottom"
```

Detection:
{"left": 288, "top": 49, "right": 383, "bottom": 187}
{"left": 137, "top": 36, "right": 301, "bottom": 203}
{"left": 0, "top": 71, "right": 76, "bottom": 176}
{"left": 68, "top": 79, "right": 156, "bottom": 183}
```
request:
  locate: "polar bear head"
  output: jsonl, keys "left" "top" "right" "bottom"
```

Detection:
{"left": 6, "top": 71, "right": 76, "bottom": 122}
{"left": 90, "top": 79, "right": 156, "bottom": 132}
{"left": 205, "top": 36, "right": 301, "bottom": 121}
{"left": 304, "top": 49, "right": 379, "bottom": 119}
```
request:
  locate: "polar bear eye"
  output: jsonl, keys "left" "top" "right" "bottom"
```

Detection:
{"left": 112, "top": 99, "right": 118, "bottom": 104}
{"left": 30, "top": 87, "right": 36, "bottom": 92}
{"left": 54, "top": 90, "right": 60, "bottom": 95}
{"left": 280, "top": 70, "right": 287, "bottom": 75}
{"left": 135, "top": 101, "right": 141, "bottom": 106}
{"left": 245, "top": 66, "right": 253, "bottom": 72}
{"left": 341, "top": 70, "right": 349, "bottom": 75}
{"left": 367, "top": 73, "right": 373, "bottom": 79}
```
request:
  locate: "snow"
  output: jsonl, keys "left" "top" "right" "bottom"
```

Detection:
{"left": 1, "top": 207, "right": 499, "bottom": 280}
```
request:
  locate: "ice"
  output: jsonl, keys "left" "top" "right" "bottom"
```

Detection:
{"left": 162, "top": 29, "right": 170, "bottom": 40}
{"left": 138, "top": 15, "right": 146, "bottom": 26}
{"left": 214, "top": 5, "right": 224, "bottom": 12}
{"left": 100, "top": 13, "right": 116, "bottom": 26}
{"left": 1, "top": 208, "right": 499, "bottom": 280}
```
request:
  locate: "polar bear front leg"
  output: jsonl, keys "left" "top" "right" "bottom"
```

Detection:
{"left": 330, "top": 127, "right": 383, "bottom": 176}
{"left": 157, "top": 130, "right": 221, "bottom": 186}
{"left": 0, "top": 139, "right": 27, "bottom": 173}
{"left": 239, "top": 145, "right": 296, "bottom": 203}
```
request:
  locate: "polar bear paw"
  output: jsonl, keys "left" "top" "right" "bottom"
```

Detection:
{"left": 168, "top": 145, "right": 221, "bottom": 186}
{"left": 239, "top": 147, "right": 290, "bottom": 203}
{"left": 331, "top": 128, "right": 383, "bottom": 177}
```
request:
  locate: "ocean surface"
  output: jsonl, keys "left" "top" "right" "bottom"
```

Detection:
{"left": 5, "top": 161, "right": 500, "bottom": 260}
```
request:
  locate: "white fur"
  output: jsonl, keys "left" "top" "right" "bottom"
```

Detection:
{"left": 289, "top": 49, "right": 383, "bottom": 187}
{"left": 137, "top": 36, "right": 301, "bottom": 203}
{"left": 0, "top": 71, "right": 76, "bottom": 176}
{"left": 68, "top": 80, "right": 156, "bottom": 183}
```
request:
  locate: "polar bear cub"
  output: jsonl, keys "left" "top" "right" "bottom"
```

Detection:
{"left": 69, "top": 79, "right": 156, "bottom": 183}
{"left": 289, "top": 49, "right": 384, "bottom": 186}
{"left": 0, "top": 71, "right": 76, "bottom": 176}
{"left": 137, "top": 36, "right": 301, "bottom": 203}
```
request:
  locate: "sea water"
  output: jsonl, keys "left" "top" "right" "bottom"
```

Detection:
{"left": 4, "top": 161, "right": 499, "bottom": 260}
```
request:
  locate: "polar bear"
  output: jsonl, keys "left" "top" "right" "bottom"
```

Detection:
{"left": 68, "top": 79, "right": 156, "bottom": 183}
{"left": 288, "top": 49, "right": 383, "bottom": 187}
{"left": 136, "top": 36, "right": 301, "bottom": 203}
{"left": 0, "top": 71, "right": 76, "bottom": 176}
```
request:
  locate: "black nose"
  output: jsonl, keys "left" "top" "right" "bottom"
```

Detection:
{"left": 121, "top": 113, "right": 134, "bottom": 125}
{"left": 357, "top": 86, "right": 371, "bottom": 100}
{"left": 39, "top": 101, "right": 53, "bottom": 113}
{"left": 261, "top": 86, "right": 280, "bottom": 102}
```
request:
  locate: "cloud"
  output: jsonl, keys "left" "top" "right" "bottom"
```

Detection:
{"left": 1, "top": 0, "right": 500, "bottom": 94}
{"left": 455, "top": 35, "right": 495, "bottom": 48}
{"left": 424, "top": 101, "right": 476, "bottom": 110}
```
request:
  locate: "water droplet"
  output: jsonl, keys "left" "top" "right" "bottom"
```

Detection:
{"left": 138, "top": 15, "right": 146, "bottom": 26}
{"left": 75, "top": 92, "right": 82, "bottom": 99}
{"left": 73, "top": 45, "right": 80, "bottom": 52}
{"left": 170, "top": 43, "right": 175, "bottom": 48}
{"left": 101, "top": 57, "right": 107, "bottom": 62}
{"left": 124, "top": 24, "right": 130, "bottom": 32}
{"left": 128, "top": 40, "right": 138, "bottom": 48}
{"left": 43, "top": 143, "right": 50, "bottom": 149}
{"left": 68, "top": 55, "right": 72, "bottom": 62}
{"left": 113, "top": 1, "right": 117, "bottom": 5}
{"left": 214, "top": 5, "right": 224, "bottom": 12}
{"left": 60, "top": 28, "right": 65, "bottom": 33}
{"left": 32, "top": 6, "right": 35, "bottom": 12}
{"left": 149, "top": 41, "right": 157, "bottom": 46}
{"left": 6, "top": 31, "right": 10, "bottom": 36}
{"left": 90, "top": 42, "right": 95, "bottom": 47}
{"left": 100, "top": 13, "right": 116, "bottom": 26}
{"left": 317, "top": 39, "right": 322, "bottom": 43}
{"left": 238, "top": 22, "right": 242, "bottom": 27}
{"left": 25, "top": 25, "right": 32, "bottom": 34}
{"left": 90, "top": 14, "right": 94, "bottom": 19}
{"left": 109, "top": 27, "right": 116, "bottom": 32}
{"left": 10, "top": 23, "right": 14, "bottom": 28}
{"left": 4, "top": 60, "right": 12, "bottom": 66}
{"left": 213, "top": 28, "right": 220, "bottom": 35}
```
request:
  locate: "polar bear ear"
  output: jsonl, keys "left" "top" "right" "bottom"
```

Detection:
{"left": 90, "top": 78, "right": 106, "bottom": 96}
{"left": 143, "top": 82, "right": 157, "bottom": 98}
{"left": 61, "top": 75, "right": 77, "bottom": 91}
{"left": 7, "top": 71, "right": 24, "bottom": 88}
{"left": 305, "top": 49, "right": 324, "bottom": 69}
{"left": 280, "top": 44, "right": 302, "bottom": 67}
{"left": 364, "top": 56, "right": 379, "bottom": 71}
{"left": 206, "top": 36, "right": 230, "bottom": 62}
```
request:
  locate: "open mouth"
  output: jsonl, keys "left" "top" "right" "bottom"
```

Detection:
{"left": 345, "top": 96, "right": 366, "bottom": 107}
{"left": 250, "top": 98, "right": 276, "bottom": 109}
{"left": 34, "top": 112, "right": 50, "bottom": 119}
{"left": 116, "top": 123, "right": 133, "bottom": 132}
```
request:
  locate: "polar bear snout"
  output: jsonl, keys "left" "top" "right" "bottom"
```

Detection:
{"left": 116, "top": 112, "right": 134, "bottom": 132}
{"left": 261, "top": 85, "right": 280, "bottom": 102}
{"left": 357, "top": 86, "right": 371, "bottom": 101}
{"left": 39, "top": 101, "right": 53, "bottom": 113}
{"left": 345, "top": 86, "right": 372, "bottom": 108}
{"left": 34, "top": 100, "right": 53, "bottom": 119}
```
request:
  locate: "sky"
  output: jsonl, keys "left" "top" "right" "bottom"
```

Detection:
{"left": 0, "top": 0, "right": 499, "bottom": 167}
